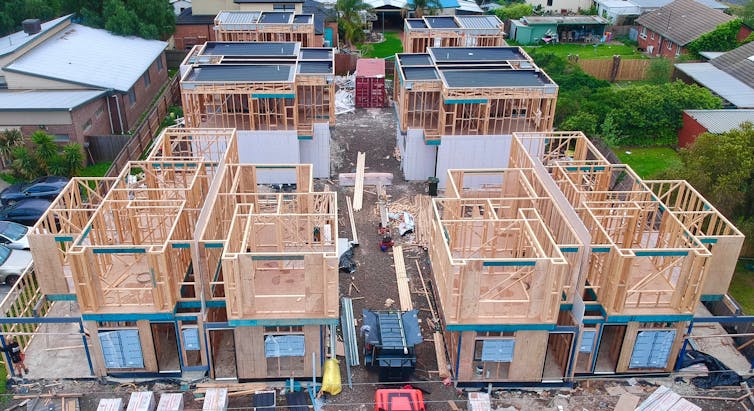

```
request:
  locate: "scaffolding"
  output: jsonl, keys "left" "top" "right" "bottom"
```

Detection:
{"left": 403, "top": 15, "right": 507, "bottom": 54}
{"left": 394, "top": 47, "right": 557, "bottom": 142}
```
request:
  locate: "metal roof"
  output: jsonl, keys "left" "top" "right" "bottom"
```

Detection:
{"left": 185, "top": 65, "right": 295, "bottom": 82}
{"left": 0, "top": 14, "right": 72, "bottom": 58}
{"left": 456, "top": 0, "right": 484, "bottom": 13}
{"left": 710, "top": 42, "right": 754, "bottom": 89}
{"left": 366, "top": 0, "right": 459, "bottom": 10}
{"left": 4, "top": 24, "right": 167, "bottom": 93}
{"left": 429, "top": 47, "right": 527, "bottom": 63}
{"left": 440, "top": 69, "right": 552, "bottom": 88}
{"left": 522, "top": 15, "right": 609, "bottom": 25}
{"left": 202, "top": 42, "right": 299, "bottom": 57}
{"left": 0, "top": 90, "right": 106, "bottom": 111}
{"left": 675, "top": 62, "right": 754, "bottom": 108}
{"left": 455, "top": 15, "right": 501, "bottom": 30}
{"left": 684, "top": 110, "right": 754, "bottom": 133}
{"left": 635, "top": 0, "right": 733, "bottom": 46}
{"left": 425, "top": 17, "right": 459, "bottom": 29}
{"left": 215, "top": 10, "right": 262, "bottom": 25}
{"left": 630, "top": 0, "right": 727, "bottom": 8}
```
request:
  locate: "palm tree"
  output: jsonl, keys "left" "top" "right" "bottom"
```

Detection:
{"left": 0, "top": 129, "right": 22, "bottom": 169}
{"left": 335, "top": 0, "right": 372, "bottom": 48}
{"left": 406, "top": 0, "right": 442, "bottom": 17}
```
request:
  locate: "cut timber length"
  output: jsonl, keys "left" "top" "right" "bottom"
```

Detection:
{"left": 393, "top": 245, "right": 413, "bottom": 311}
{"left": 353, "top": 152, "right": 366, "bottom": 211}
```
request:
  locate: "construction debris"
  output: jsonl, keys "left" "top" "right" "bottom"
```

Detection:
{"left": 635, "top": 386, "right": 701, "bottom": 411}
{"left": 335, "top": 74, "right": 355, "bottom": 115}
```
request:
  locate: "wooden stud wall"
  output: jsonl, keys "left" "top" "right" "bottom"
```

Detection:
{"left": 215, "top": 26, "right": 315, "bottom": 47}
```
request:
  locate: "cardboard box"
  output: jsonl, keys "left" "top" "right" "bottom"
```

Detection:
{"left": 97, "top": 398, "right": 123, "bottom": 411}
{"left": 126, "top": 392, "right": 155, "bottom": 411}
{"left": 157, "top": 393, "right": 184, "bottom": 411}
{"left": 202, "top": 388, "right": 228, "bottom": 411}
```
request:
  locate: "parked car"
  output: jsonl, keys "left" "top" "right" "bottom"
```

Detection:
{"left": 0, "top": 176, "right": 68, "bottom": 205}
{"left": 0, "top": 244, "right": 32, "bottom": 285}
{"left": 0, "top": 221, "right": 29, "bottom": 250}
{"left": 0, "top": 199, "right": 53, "bottom": 227}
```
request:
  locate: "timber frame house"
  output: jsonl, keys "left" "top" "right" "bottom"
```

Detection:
{"left": 403, "top": 15, "right": 507, "bottom": 54}
{"left": 28, "top": 127, "right": 338, "bottom": 379}
{"left": 429, "top": 131, "right": 744, "bottom": 383}
{"left": 214, "top": 11, "right": 316, "bottom": 47}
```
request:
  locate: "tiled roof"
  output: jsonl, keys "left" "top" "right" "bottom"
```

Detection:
{"left": 635, "top": 0, "right": 734, "bottom": 46}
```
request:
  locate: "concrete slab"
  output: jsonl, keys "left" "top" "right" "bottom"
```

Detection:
{"left": 23, "top": 301, "right": 92, "bottom": 379}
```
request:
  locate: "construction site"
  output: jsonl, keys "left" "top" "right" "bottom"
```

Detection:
{"left": 214, "top": 11, "right": 317, "bottom": 47}
{"left": 0, "top": 17, "right": 753, "bottom": 411}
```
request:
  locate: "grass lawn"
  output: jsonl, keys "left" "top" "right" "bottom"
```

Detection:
{"left": 79, "top": 162, "right": 112, "bottom": 177}
{"left": 615, "top": 147, "right": 681, "bottom": 179}
{"left": 523, "top": 43, "right": 644, "bottom": 59}
{"left": 359, "top": 32, "right": 403, "bottom": 58}
{"left": 728, "top": 262, "right": 754, "bottom": 314}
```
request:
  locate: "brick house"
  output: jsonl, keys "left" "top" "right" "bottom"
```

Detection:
{"left": 679, "top": 109, "right": 754, "bottom": 146}
{"left": 635, "top": 0, "right": 740, "bottom": 58}
{"left": 0, "top": 15, "right": 168, "bottom": 156}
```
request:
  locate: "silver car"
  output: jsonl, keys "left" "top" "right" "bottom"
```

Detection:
{"left": 0, "top": 221, "right": 30, "bottom": 250}
{"left": 0, "top": 245, "right": 32, "bottom": 285}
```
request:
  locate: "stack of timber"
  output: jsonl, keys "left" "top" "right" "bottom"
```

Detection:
{"left": 195, "top": 382, "right": 268, "bottom": 399}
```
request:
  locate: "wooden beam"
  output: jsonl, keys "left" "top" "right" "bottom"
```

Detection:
{"left": 393, "top": 246, "right": 412, "bottom": 311}
{"left": 346, "top": 196, "right": 359, "bottom": 246}
{"left": 352, "top": 152, "right": 366, "bottom": 211}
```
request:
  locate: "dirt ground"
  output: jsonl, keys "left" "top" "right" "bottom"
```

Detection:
{"left": 1, "top": 108, "right": 751, "bottom": 410}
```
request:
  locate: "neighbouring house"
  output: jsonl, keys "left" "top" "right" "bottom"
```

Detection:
{"left": 509, "top": 15, "right": 609, "bottom": 45}
{"left": 674, "top": 42, "right": 754, "bottom": 108}
{"left": 594, "top": 0, "right": 728, "bottom": 26}
{"left": 0, "top": 15, "right": 168, "bottom": 149}
{"left": 594, "top": 0, "right": 641, "bottom": 25}
{"left": 174, "top": 0, "right": 335, "bottom": 50}
{"left": 527, "top": 0, "right": 593, "bottom": 14}
{"left": 403, "top": 15, "right": 506, "bottom": 53}
{"left": 170, "top": 0, "right": 192, "bottom": 15}
{"left": 635, "top": 0, "right": 742, "bottom": 58}
{"left": 679, "top": 109, "right": 754, "bottom": 146}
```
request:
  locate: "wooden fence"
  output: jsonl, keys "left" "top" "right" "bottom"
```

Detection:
{"left": 165, "top": 49, "right": 189, "bottom": 69}
{"left": 577, "top": 57, "right": 651, "bottom": 82}
{"left": 335, "top": 53, "right": 358, "bottom": 75}
{"left": 103, "top": 76, "right": 181, "bottom": 177}
{"left": 87, "top": 134, "right": 131, "bottom": 164}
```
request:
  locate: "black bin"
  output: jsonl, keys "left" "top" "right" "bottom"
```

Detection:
{"left": 427, "top": 177, "right": 439, "bottom": 196}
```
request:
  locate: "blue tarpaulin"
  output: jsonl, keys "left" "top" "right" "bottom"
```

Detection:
{"left": 481, "top": 339, "right": 515, "bottom": 362}
{"left": 629, "top": 330, "right": 676, "bottom": 369}
{"left": 265, "top": 335, "right": 306, "bottom": 358}
{"left": 99, "top": 329, "right": 144, "bottom": 369}
{"left": 580, "top": 330, "right": 596, "bottom": 353}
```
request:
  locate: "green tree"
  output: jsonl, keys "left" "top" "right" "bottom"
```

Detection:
{"left": 60, "top": 143, "right": 85, "bottom": 177}
{"left": 672, "top": 122, "right": 754, "bottom": 220}
{"left": 408, "top": 0, "right": 442, "bottom": 17}
{"left": 493, "top": 3, "right": 533, "bottom": 21}
{"left": 645, "top": 58, "right": 673, "bottom": 85}
{"left": 560, "top": 112, "right": 598, "bottom": 136}
{"left": 0, "top": 129, "right": 23, "bottom": 169}
{"left": 732, "top": 0, "right": 754, "bottom": 30}
{"left": 335, "top": 0, "right": 372, "bottom": 48}
{"left": 10, "top": 131, "right": 84, "bottom": 179}
{"left": 686, "top": 20, "right": 747, "bottom": 57}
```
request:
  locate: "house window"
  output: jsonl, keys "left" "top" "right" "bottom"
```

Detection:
{"left": 156, "top": 57, "right": 164, "bottom": 72}
{"left": 640, "top": 27, "right": 647, "bottom": 39}
{"left": 144, "top": 71, "right": 151, "bottom": 88}
{"left": 650, "top": 32, "right": 654, "bottom": 40}
{"left": 473, "top": 338, "right": 515, "bottom": 380}
{"left": 547, "top": 0, "right": 553, "bottom": 6}
{"left": 83, "top": 119, "right": 92, "bottom": 132}
{"left": 273, "top": 3, "right": 295, "bottom": 10}
{"left": 95, "top": 106, "right": 104, "bottom": 119}
{"left": 675, "top": 46, "right": 681, "bottom": 57}
{"left": 52, "top": 134, "right": 70, "bottom": 143}
{"left": 127, "top": 88, "right": 136, "bottom": 107}
{"left": 0, "top": 76, "right": 6, "bottom": 89}
{"left": 264, "top": 327, "right": 305, "bottom": 377}
{"left": 667, "top": 41, "right": 673, "bottom": 50}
